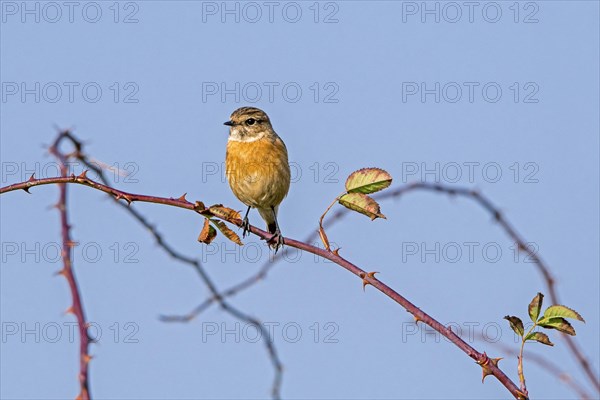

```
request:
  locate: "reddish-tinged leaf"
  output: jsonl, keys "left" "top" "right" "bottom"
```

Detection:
{"left": 338, "top": 193, "right": 386, "bottom": 220}
{"left": 525, "top": 331, "right": 554, "bottom": 346}
{"left": 503, "top": 315, "right": 524, "bottom": 337}
{"left": 538, "top": 317, "right": 576, "bottom": 336}
{"left": 528, "top": 292, "right": 544, "bottom": 322}
{"left": 209, "top": 204, "right": 242, "bottom": 221}
{"left": 345, "top": 168, "right": 393, "bottom": 194}
{"left": 197, "top": 219, "right": 217, "bottom": 244}
{"left": 212, "top": 220, "right": 243, "bottom": 246}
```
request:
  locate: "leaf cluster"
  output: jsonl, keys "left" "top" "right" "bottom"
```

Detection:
{"left": 504, "top": 293, "right": 585, "bottom": 346}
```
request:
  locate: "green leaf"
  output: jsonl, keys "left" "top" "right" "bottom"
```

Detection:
{"left": 525, "top": 331, "right": 554, "bottom": 346}
{"left": 338, "top": 193, "right": 386, "bottom": 220}
{"left": 538, "top": 317, "right": 576, "bottom": 336}
{"left": 197, "top": 218, "right": 217, "bottom": 244}
{"left": 503, "top": 315, "right": 524, "bottom": 337}
{"left": 211, "top": 220, "right": 243, "bottom": 246}
{"left": 345, "top": 168, "right": 393, "bottom": 194}
{"left": 528, "top": 292, "right": 544, "bottom": 322}
{"left": 542, "top": 305, "right": 585, "bottom": 322}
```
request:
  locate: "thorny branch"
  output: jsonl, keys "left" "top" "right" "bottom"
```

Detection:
{"left": 13, "top": 131, "right": 283, "bottom": 399}
{"left": 474, "top": 334, "right": 594, "bottom": 400}
{"left": 2, "top": 144, "right": 529, "bottom": 399}
{"left": 47, "top": 134, "right": 91, "bottom": 400}
{"left": 63, "top": 133, "right": 284, "bottom": 398}
{"left": 3, "top": 131, "right": 597, "bottom": 399}
{"left": 180, "top": 181, "right": 600, "bottom": 396}
{"left": 379, "top": 183, "right": 600, "bottom": 394}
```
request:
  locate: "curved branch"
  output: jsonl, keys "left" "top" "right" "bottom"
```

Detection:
{"left": 1, "top": 175, "right": 525, "bottom": 399}
{"left": 480, "top": 337, "right": 593, "bottom": 400}
{"left": 202, "top": 181, "right": 599, "bottom": 395}
{"left": 378, "top": 183, "right": 599, "bottom": 393}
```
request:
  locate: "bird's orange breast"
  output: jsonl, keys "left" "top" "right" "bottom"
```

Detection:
{"left": 225, "top": 136, "right": 291, "bottom": 209}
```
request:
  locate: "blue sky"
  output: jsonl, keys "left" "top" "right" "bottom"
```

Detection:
{"left": 1, "top": 1, "right": 599, "bottom": 399}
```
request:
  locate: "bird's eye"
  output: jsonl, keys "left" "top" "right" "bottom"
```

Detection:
{"left": 245, "top": 118, "right": 256, "bottom": 126}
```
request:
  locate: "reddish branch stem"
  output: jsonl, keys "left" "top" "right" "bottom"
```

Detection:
{"left": 48, "top": 139, "right": 91, "bottom": 400}
{"left": 1, "top": 174, "right": 526, "bottom": 399}
{"left": 379, "top": 183, "right": 600, "bottom": 394}
{"left": 173, "top": 181, "right": 598, "bottom": 397}
{"left": 48, "top": 132, "right": 282, "bottom": 398}
{"left": 483, "top": 338, "right": 593, "bottom": 400}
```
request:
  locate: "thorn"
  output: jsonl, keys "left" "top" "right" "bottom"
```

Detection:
{"left": 28, "top": 173, "right": 36, "bottom": 182}
{"left": 22, "top": 187, "right": 31, "bottom": 194}
{"left": 477, "top": 352, "right": 502, "bottom": 383}
{"left": 64, "top": 306, "right": 75, "bottom": 315}
{"left": 52, "top": 202, "right": 66, "bottom": 211}
{"left": 54, "top": 268, "right": 67, "bottom": 277}
{"left": 77, "top": 170, "right": 88, "bottom": 179}
{"left": 177, "top": 193, "right": 188, "bottom": 202}
{"left": 66, "top": 240, "right": 78, "bottom": 248}
{"left": 367, "top": 271, "right": 379, "bottom": 279}
{"left": 70, "top": 173, "right": 76, "bottom": 179}
{"left": 82, "top": 353, "right": 93, "bottom": 364}
{"left": 413, "top": 315, "right": 422, "bottom": 324}
{"left": 361, "top": 271, "right": 379, "bottom": 291}
{"left": 115, "top": 193, "right": 132, "bottom": 205}
{"left": 333, "top": 248, "right": 341, "bottom": 256}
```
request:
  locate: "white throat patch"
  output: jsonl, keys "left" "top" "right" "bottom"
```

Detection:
{"left": 228, "top": 130, "right": 267, "bottom": 143}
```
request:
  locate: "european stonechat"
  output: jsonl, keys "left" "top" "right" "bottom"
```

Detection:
{"left": 224, "top": 107, "right": 291, "bottom": 250}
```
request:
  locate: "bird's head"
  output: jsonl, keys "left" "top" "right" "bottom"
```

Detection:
{"left": 224, "top": 107, "right": 274, "bottom": 142}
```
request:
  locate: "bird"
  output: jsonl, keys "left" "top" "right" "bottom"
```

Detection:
{"left": 224, "top": 107, "right": 291, "bottom": 251}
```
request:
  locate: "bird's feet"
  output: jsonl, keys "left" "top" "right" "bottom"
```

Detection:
{"left": 241, "top": 215, "right": 251, "bottom": 238}
{"left": 267, "top": 230, "right": 285, "bottom": 253}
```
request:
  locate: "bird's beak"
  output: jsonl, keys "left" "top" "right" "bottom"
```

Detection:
{"left": 223, "top": 121, "right": 234, "bottom": 126}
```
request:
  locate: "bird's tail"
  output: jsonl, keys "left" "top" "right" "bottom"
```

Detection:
{"left": 258, "top": 206, "right": 279, "bottom": 235}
